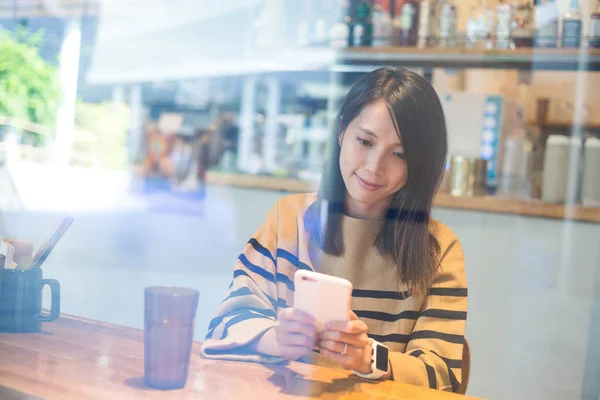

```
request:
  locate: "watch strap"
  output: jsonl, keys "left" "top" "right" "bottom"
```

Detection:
{"left": 353, "top": 340, "right": 388, "bottom": 380}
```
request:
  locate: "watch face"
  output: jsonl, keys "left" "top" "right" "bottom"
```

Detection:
{"left": 375, "top": 344, "right": 389, "bottom": 372}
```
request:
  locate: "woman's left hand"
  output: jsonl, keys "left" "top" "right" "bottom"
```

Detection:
{"left": 318, "top": 311, "right": 372, "bottom": 374}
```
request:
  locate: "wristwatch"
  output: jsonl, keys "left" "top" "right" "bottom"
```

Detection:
{"left": 353, "top": 340, "right": 389, "bottom": 380}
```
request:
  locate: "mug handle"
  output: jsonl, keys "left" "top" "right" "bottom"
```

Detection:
{"left": 35, "top": 279, "right": 61, "bottom": 322}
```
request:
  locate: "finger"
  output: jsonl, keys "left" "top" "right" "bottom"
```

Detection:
{"left": 326, "top": 320, "right": 368, "bottom": 334}
{"left": 279, "top": 321, "right": 318, "bottom": 339}
{"left": 319, "top": 339, "right": 360, "bottom": 355}
{"left": 319, "top": 339, "right": 343, "bottom": 354}
{"left": 320, "top": 333, "right": 369, "bottom": 350}
{"left": 275, "top": 329, "right": 318, "bottom": 349}
{"left": 289, "top": 309, "right": 315, "bottom": 325}
{"left": 279, "top": 332, "right": 317, "bottom": 348}
{"left": 348, "top": 310, "right": 358, "bottom": 321}
{"left": 320, "top": 348, "right": 363, "bottom": 370}
{"left": 320, "top": 331, "right": 369, "bottom": 348}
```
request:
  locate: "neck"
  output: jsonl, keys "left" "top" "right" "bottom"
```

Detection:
{"left": 345, "top": 193, "right": 391, "bottom": 220}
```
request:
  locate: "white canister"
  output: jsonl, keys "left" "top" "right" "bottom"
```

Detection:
{"left": 582, "top": 138, "right": 600, "bottom": 206}
{"left": 542, "top": 135, "right": 582, "bottom": 203}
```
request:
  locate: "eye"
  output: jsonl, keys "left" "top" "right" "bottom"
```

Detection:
{"left": 357, "top": 137, "right": 372, "bottom": 147}
{"left": 393, "top": 152, "right": 405, "bottom": 159}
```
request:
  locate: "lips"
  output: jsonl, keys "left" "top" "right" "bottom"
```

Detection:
{"left": 355, "top": 174, "right": 383, "bottom": 191}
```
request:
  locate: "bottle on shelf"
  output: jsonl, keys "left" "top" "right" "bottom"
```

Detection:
{"left": 390, "top": 0, "right": 401, "bottom": 45}
{"left": 321, "top": 0, "right": 340, "bottom": 40}
{"left": 353, "top": 1, "right": 374, "bottom": 47}
{"left": 434, "top": 0, "right": 457, "bottom": 48}
{"left": 372, "top": 3, "right": 393, "bottom": 47}
{"left": 590, "top": 0, "right": 600, "bottom": 48}
{"left": 495, "top": 0, "right": 515, "bottom": 49}
{"left": 512, "top": 0, "right": 535, "bottom": 47}
{"left": 560, "top": 0, "right": 582, "bottom": 48}
{"left": 314, "top": 1, "right": 332, "bottom": 46}
{"left": 254, "top": 0, "right": 287, "bottom": 49}
{"left": 466, "top": 0, "right": 495, "bottom": 49}
{"left": 528, "top": 98, "right": 550, "bottom": 199}
{"left": 534, "top": 0, "right": 559, "bottom": 48}
{"left": 329, "top": 0, "right": 352, "bottom": 48}
{"left": 296, "top": 1, "right": 312, "bottom": 46}
{"left": 499, "top": 136, "right": 533, "bottom": 199}
{"left": 417, "top": 0, "right": 434, "bottom": 48}
{"left": 396, "top": 0, "right": 420, "bottom": 46}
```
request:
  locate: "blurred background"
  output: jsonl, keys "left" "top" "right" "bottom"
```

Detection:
{"left": 0, "top": 1, "right": 599, "bottom": 399}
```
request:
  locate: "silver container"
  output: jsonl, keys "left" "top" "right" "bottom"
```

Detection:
{"left": 450, "top": 156, "right": 488, "bottom": 196}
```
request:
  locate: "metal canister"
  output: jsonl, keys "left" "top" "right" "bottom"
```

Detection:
{"left": 473, "top": 158, "right": 488, "bottom": 196}
{"left": 449, "top": 156, "right": 488, "bottom": 196}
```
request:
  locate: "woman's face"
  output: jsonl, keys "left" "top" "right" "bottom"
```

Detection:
{"left": 339, "top": 100, "right": 408, "bottom": 219}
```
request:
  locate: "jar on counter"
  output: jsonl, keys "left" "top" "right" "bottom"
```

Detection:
{"left": 541, "top": 135, "right": 582, "bottom": 203}
{"left": 449, "top": 156, "right": 487, "bottom": 196}
{"left": 582, "top": 138, "right": 600, "bottom": 206}
{"left": 498, "top": 137, "right": 532, "bottom": 198}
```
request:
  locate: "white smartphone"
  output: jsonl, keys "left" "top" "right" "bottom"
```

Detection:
{"left": 293, "top": 270, "right": 353, "bottom": 332}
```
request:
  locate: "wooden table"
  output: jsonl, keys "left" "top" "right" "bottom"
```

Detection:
{"left": 0, "top": 315, "right": 479, "bottom": 399}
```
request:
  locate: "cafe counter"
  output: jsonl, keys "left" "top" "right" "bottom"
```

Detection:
{"left": 205, "top": 171, "right": 600, "bottom": 224}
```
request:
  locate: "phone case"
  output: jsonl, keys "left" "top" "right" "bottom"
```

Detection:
{"left": 293, "top": 270, "right": 353, "bottom": 332}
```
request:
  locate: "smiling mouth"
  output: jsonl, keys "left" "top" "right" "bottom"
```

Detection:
{"left": 355, "top": 174, "right": 383, "bottom": 191}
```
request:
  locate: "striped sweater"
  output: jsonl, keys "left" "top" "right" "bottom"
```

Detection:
{"left": 201, "top": 193, "right": 468, "bottom": 392}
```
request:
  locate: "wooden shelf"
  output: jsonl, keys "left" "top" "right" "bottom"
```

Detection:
{"left": 206, "top": 171, "right": 600, "bottom": 224}
{"left": 206, "top": 171, "right": 316, "bottom": 192}
{"left": 339, "top": 47, "right": 600, "bottom": 72}
{"left": 95, "top": 47, "right": 600, "bottom": 82}
{"left": 534, "top": 122, "right": 600, "bottom": 131}
{"left": 434, "top": 193, "right": 600, "bottom": 224}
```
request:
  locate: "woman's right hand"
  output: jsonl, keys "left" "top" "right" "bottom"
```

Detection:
{"left": 274, "top": 308, "right": 318, "bottom": 361}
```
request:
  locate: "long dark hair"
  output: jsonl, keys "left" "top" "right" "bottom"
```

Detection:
{"left": 304, "top": 68, "right": 448, "bottom": 295}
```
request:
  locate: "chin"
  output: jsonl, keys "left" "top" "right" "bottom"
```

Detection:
{"left": 348, "top": 185, "right": 385, "bottom": 206}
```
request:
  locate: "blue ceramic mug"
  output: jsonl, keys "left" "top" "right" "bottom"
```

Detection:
{"left": 0, "top": 267, "right": 60, "bottom": 333}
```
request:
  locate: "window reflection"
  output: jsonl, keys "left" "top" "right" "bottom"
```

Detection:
{"left": 0, "top": 1, "right": 599, "bottom": 399}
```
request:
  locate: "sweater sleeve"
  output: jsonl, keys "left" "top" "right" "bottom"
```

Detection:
{"left": 201, "top": 201, "right": 286, "bottom": 363}
{"left": 388, "top": 239, "right": 468, "bottom": 392}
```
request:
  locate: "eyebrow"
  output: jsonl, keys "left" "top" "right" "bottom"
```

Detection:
{"left": 359, "top": 127, "right": 403, "bottom": 147}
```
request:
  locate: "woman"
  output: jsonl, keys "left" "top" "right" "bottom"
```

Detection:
{"left": 202, "top": 68, "right": 467, "bottom": 393}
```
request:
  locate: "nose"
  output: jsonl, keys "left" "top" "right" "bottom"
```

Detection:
{"left": 365, "top": 149, "right": 385, "bottom": 176}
